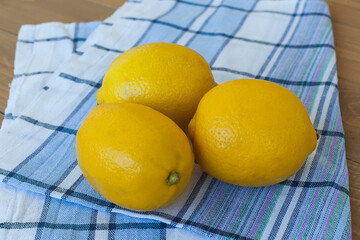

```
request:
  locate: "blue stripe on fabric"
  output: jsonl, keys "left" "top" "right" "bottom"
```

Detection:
{"left": 73, "top": 23, "right": 79, "bottom": 53}
{"left": 211, "top": 67, "right": 338, "bottom": 88}
{"left": 268, "top": 127, "right": 330, "bottom": 237}
{"left": 277, "top": 27, "right": 339, "bottom": 237}
{"left": 0, "top": 166, "right": 348, "bottom": 238}
{"left": 62, "top": 175, "right": 85, "bottom": 199}
{"left": 183, "top": 178, "right": 216, "bottom": 222}
{"left": 73, "top": 23, "right": 84, "bottom": 55}
{"left": 14, "top": 71, "right": 55, "bottom": 79}
{"left": 34, "top": 196, "right": 52, "bottom": 240}
{"left": 74, "top": 50, "right": 85, "bottom": 56}
{"left": 76, "top": 22, "right": 101, "bottom": 40}
{"left": 160, "top": 222, "right": 167, "bottom": 240}
{"left": 3, "top": 76, "right": 102, "bottom": 183}
{"left": 184, "top": 0, "right": 256, "bottom": 62}
{"left": 183, "top": 0, "right": 220, "bottom": 47}
{"left": 132, "top": 1, "right": 180, "bottom": 46}
{"left": 297, "top": 29, "right": 333, "bottom": 87}
{"left": 45, "top": 161, "right": 78, "bottom": 195}
{"left": 6, "top": 68, "right": 339, "bottom": 94}
{"left": 332, "top": 200, "right": 351, "bottom": 240}
{"left": 172, "top": 0, "right": 215, "bottom": 43}
{"left": 240, "top": 186, "right": 277, "bottom": 234}
{"left": 87, "top": 210, "right": 98, "bottom": 240}
{"left": 15, "top": 117, "right": 82, "bottom": 186}
{"left": 2, "top": 128, "right": 59, "bottom": 183}
{"left": 101, "top": 22, "right": 113, "bottom": 26}
{"left": 279, "top": 180, "right": 348, "bottom": 195}
{"left": 302, "top": 93, "right": 344, "bottom": 204}
{"left": 71, "top": 22, "right": 101, "bottom": 55}
{"left": 18, "top": 115, "right": 77, "bottom": 135}
{"left": 136, "top": 1, "right": 211, "bottom": 45}
{"left": 172, "top": 172, "right": 208, "bottom": 223}
{"left": 4, "top": 113, "right": 16, "bottom": 120}
{"left": 286, "top": 2, "right": 332, "bottom": 47}
{"left": 121, "top": 17, "right": 335, "bottom": 50}
{"left": 108, "top": 213, "right": 116, "bottom": 240}
{"left": 264, "top": 0, "right": 310, "bottom": 79}
{"left": 160, "top": 1, "right": 209, "bottom": 26}
{"left": 92, "top": 44, "right": 124, "bottom": 53}
{"left": 5, "top": 113, "right": 345, "bottom": 142}
{"left": 16, "top": 135, "right": 79, "bottom": 188}
{"left": 59, "top": 73, "right": 102, "bottom": 88}
{"left": 316, "top": 129, "right": 344, "bottom": 138}
{"left": 0, "top": 222, "right": 176, "bottom": 230}
{"left": 8, "top": 70, "right": 338, "bottom": 97}
{"left": 105, "top": 202, "right": 117, "bottom": 213}
{"left": 184, "top": 178, "right": 254, "bottom": 240}
{"left": 208, "top": 0, "right": 258, "bottom": 65}
{"left": 4, "top": 112, "right": 345, "bottom": 139}
{"left": 256, "top": 0, "right": 300, "bottom": 78}
{"left": 282, "top": 88, "right": 339, "bottom": 239}
{"left": 167, "top": 0, "right": 331, "bottom": 19}
{"left": 65, "top": 175, "right": 113, "bottom": 206}
{"left": 18, "top": 36, "right": 86, "bottom": 44}
{"left": 268, "top": 64, "right": 337, "bottom": 239}
{"left": 0, "top": 168, "right": 115, "bottom": 208}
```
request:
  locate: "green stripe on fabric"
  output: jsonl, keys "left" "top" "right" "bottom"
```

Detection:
{"left": 254, "top": 185, "right": 285, "bottom": 239}
{"left": 340, "top": 212, "right": 352, "bottom": 240}
{"left": 325, "top": 109, "right": 348, "bottom": 239}
{"left": 202, "top": 182, "right": 231, "bottom": 229}
{"left": 226, "top": 190, "right": 259, "bottom": 237}
{"left": 301, "top": 16, "right": 333, "bottom": 113}
{"left": 306, "top": 50, "right": 334, "bottom": 115}
{"left": 292, "top": 108, "right": 343, "bottom": 239}
{"left": 210, "top": 185, "right": 239, "bottom": 229}
{"left": 326, "top": 188, "right": 348, "bottom": 239}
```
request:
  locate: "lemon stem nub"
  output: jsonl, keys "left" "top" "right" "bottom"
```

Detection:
{"left": 167, "top": 171, "right": 180, "bottom": 185}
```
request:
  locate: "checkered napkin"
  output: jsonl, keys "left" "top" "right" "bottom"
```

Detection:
{"left": 0, "top": 0, "right": 352, "bottom": 239}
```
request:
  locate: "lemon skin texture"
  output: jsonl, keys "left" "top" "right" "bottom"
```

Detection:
{"left": 97, "top": 42, "right": 216, "bottom": 131}
{"left": 188, "top": 79, "right": 317, "bottom": 187}
{"left": 76, "top": 103, "right": 194, "bottom": 210}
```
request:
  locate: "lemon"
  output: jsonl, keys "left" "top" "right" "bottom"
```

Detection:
{"left": 76, "top": 103, "right": 194, "bottom": 210}
{"left": 188, "top": 79, "right": 317, "bottom": 187}
{"left": 97, "top": 42, "right": 216, "bottom": 131}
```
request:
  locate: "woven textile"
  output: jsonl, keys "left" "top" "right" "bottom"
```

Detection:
{"left": 0, "top": 0, "right": 351, "bottom": 239}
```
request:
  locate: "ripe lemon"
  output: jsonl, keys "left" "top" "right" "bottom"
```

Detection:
{"left": 97, "top": 42, "right": 216, "bottom": 131}
{"left": 188, "top": 79, "right": 317, "bottom": 187}
{"left": 76, "top": 103, "right": 194, "bottom": 210}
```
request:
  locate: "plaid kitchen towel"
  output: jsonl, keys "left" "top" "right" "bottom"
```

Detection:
{"left": 0, "top": 0, "right": 351, "bottom": 239}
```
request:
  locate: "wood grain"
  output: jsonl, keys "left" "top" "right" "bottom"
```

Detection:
{"left": 0, "top": 29, "right": 16, "bottom": 114}
{"left": 348, "top": 159, "right": 360, "bottom": 240}
{"left": 87, "top": 0, "right": 121, "bottom": 8}
{"left": 0, "top": 0, "right": 117, "bottom": 35}
{"left": 0, "top": 0, "right": 358, "bottom": 238}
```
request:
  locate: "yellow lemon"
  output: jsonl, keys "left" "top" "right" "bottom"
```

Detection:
{"left": 188, "top": 79, "right": 317, "bottom": 187}
{"left": 76, "top": 103, "right": 194, "bottom": 210}
{"left": 97, "top": 42, "right": 216, "bottom": 131}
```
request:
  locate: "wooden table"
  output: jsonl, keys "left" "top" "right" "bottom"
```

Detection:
{"left": 0, "top": 0, "right": 359, "bottom": 238}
